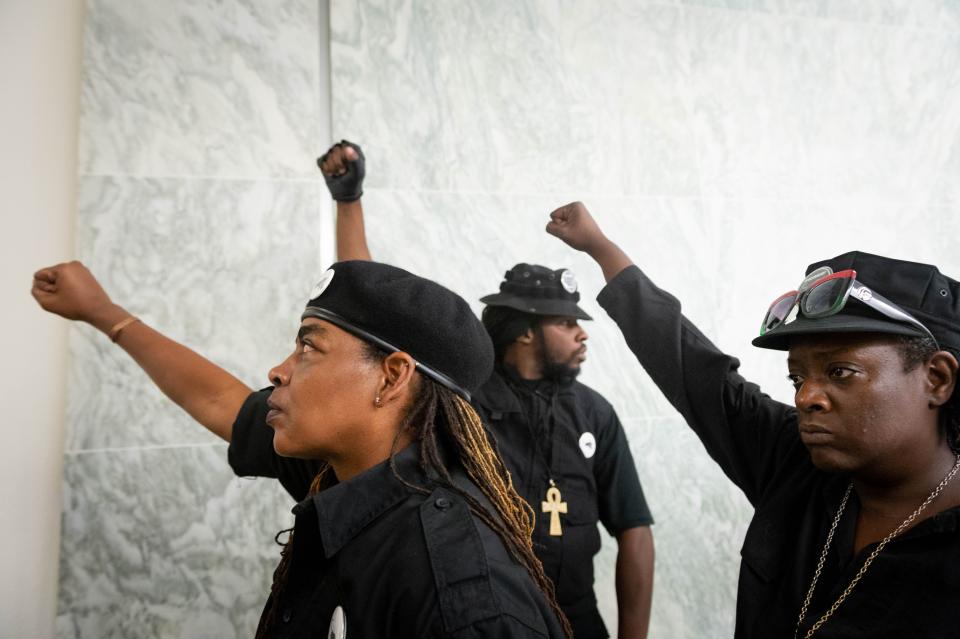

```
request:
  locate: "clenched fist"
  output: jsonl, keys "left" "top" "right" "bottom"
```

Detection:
{"left": 546, "top": 201, "right": 607, "bottom": 253}
{"left": 31, "top": 261, "right": 123, "bottom": 329}
{"left": 317, "top": 140, "right": 365, "bottom": 202}
{"left": 547, "top": 201, "right": 633, "bottom": 282}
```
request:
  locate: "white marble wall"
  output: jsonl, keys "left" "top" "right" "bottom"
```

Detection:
{"left": 329, "top": 1, "right": 960, "bottom": 636}
{"left": 60, "top": 1, "right": 960, "bottom": 637}
{"left": 58, "top": 1, "right": 327, "bottom": 637}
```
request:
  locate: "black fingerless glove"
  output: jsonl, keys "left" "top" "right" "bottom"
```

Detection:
{"left": 318, "top": 140, "right": 365, "bottom": 202}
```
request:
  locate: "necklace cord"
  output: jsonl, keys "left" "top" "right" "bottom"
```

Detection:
{"left": 794, "top": 454, "right": 960, "bottom": 639}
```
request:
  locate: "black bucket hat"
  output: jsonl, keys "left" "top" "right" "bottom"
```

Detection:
{"left": 301, "top": 261, "right": 494, "bottom": 400}
{"left": 479, "top": 263, "right": 592, "bottom": 320}
{"left": 752, "top": 251, "right": 960, "bottom": 352}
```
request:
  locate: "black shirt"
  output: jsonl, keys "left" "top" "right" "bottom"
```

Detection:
{"left": 598, "top": 265, "right": 960, "bottom": 638}
{"left": 472, "top": 368, "right": 654, "bottom": 638}
{"left": 228, "top": 390, "right": 567, "bottom": 638}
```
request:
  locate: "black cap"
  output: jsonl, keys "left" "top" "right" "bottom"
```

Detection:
{"left": 753, "top": 251, "right": 960, "bottom": 352}
{"left": 479, "top": 263, "right": 592, "bottom": 320}
{"left": 301, "top": 261, "right": 494, "bottom": 400}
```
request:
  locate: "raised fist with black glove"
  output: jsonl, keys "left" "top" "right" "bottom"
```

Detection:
{"left": 318, "top": 140, "right": 365, "bottom": 202}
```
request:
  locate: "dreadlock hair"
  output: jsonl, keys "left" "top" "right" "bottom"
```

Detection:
{"left": 481, "top": 305, "right": 540, "bottom": 362}
{"left": 895, "top": 335, "right": 960, "bottom": 455}
{"left": 256, "top": 343, "right": 573, "bottom": 639}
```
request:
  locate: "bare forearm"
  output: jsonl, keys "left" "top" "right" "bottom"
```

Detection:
{"left": 90, "top": 303, "right": 251, "bottom": 441}
{"left": 336, "top": 200, "right": 372, "bottom": 261}
{"left": 587, "top": 237, "right": 633, "bottom": 284}
{"left": 616, "top": 526, "right": 654, "bottom": 639}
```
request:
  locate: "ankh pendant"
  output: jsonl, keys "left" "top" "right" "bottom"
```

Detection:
{"left": 541, "top": 482, "right": 568, "bottom": 537}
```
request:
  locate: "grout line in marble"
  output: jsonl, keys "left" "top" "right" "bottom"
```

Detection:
{"left": 361, "top": 187, "right": 959, "bottom": 209}
{"left": 79, "top": 172, "right": 324, "bottom": 184}
{"left": 364, "top": 186, "right": 697, "bottom": 200}
{"left": 73, "top": 177, "right": 958, "bottom": 210}
{"left": 65, "top": 441, "right": 227, "bottom": 456}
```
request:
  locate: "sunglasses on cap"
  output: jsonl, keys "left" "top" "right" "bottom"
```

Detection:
{"left": 760, "top": 266, "right": 939, "bottom": 347}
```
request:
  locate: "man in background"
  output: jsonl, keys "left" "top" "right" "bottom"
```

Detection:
{"left": 318, "top": 141, "right": 655, "bottom": 638}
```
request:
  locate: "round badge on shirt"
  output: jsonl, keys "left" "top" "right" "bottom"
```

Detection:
{"left": 328, "top": 605, "right": 346, "bottom": 638}
{"left": 579, "top": 432, "right": 597, "bottom": 458}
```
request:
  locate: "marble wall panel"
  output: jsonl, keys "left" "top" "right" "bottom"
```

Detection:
{"left": 62, "top": 0, "right": 329, "bottom": 636}
{"left": 357, "top": 189, "right": 720, "bottom": 332}
{"left": 56, "top": 445, "right": 293, "bottom": 639}
{"left": 678, "top": 0, "right": 960, "bottom": 31}
{"left": 933, "top": 207, "right": 960, "bottom": 277}
{"left": 791, "top": 27, "right": 960, "bottom": 205}
{"left": 617, "top": 5, "right": 703, "bottom": 197}
{"left": 68, "top": 176, "right": 325, "bottom": 451}
{"left": 332, "top": 0, "right": 633, "bottom": 195}
{"left": 930, "top": 140, "right": 960, "bottom": 206}
{"left": 79, "top": 0, "right": 320, "bottom": 178}
{"left": 355, "top": 188, "right": 605, "bottom": 313}
{"left": 685, "top": 7, "right": 960, "bottom": 202}
{"left": 684, "top": 9, "right": 825, "bottom": 200}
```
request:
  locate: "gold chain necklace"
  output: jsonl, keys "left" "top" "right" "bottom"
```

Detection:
{"left": 794, "top": 454, "right": 960, "bottom": 639}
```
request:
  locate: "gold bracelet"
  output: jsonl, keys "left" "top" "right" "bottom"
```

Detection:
{"left": 109, "top": 316, "right": 141, "bottom": 343}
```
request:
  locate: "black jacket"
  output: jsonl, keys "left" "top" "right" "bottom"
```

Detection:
{"left": 472, "top": 369, "right": 652, "bottom": 638}
{"left": 598, "top": 265, "right": 960, "bottom": 638}
{"left": 228, "top": 391, "right": 567, "bottom": 638}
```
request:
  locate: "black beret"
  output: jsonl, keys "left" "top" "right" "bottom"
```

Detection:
{"left": 753, "top": 251, "right": 960, "bottom": 352}
{"left": 301, "top": 261, "right": 493, "bottom": 400}
{"left": 479, "top": 263, "right": 592, "bottom": 320}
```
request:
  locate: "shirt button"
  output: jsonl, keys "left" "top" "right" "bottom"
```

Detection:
{"left": 434, "top": 497, "right": 452, "bottom": 510}
{"left": 282, "top": 608, "right": 292, "bottom": 623}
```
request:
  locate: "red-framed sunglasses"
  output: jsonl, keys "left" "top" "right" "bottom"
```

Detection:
{"left": 760, "top": 266, "right": 938, "bottom": 347}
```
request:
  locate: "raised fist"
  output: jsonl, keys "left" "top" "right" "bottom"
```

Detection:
{"left": 546, "top": 201, "right": 607, "bottom": 253}
{"left": 31, "top": 261, "right": 116, "bottom": 324}
{"left": 317, "top": 140, "right": 365, "bottom": 202}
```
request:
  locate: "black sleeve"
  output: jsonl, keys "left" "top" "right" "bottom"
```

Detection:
{"left": 227, "top": 387, "right": 324, "bottom": 502}
{"left": 591, "top": 393, "right": 654, "bottom": 535}
{"left": 596, "top": 265, "right": 804, "bottom": 506}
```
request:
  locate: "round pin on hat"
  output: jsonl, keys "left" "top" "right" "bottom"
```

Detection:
{"left": 480, "top": 263, "right": 592, "bottom": 320}
{"left": 561, "top": 269, "right": 578, "bottom": 294}
{"left": 309, "top": 269, "right": 335, "bottom": 300}
{"left": 301, "top": 261, "right": 494, "bottom": 400}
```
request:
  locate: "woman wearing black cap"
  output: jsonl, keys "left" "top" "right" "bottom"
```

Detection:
{"left": 546, "top": 202, "right": 960, "bottom": 638}
{"left": 31, "top": 260, "right": 571, "bottom": 638}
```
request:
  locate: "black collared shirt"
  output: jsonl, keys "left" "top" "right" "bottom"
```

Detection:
{"left": 228, "top": 394, "right": 566, "bottom": 638}
{"left": 598, "top": 265, "right": 960, "bottom": 638}
{"left": 471, "top": 368, "right": 653, "bottom": 638}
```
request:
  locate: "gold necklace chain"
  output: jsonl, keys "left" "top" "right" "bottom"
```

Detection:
{"left": 794, "top": 454, "right": 960, "bottom": 639}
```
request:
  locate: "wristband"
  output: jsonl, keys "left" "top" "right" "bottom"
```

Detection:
{"left": 109, "top": 316, "right": 141, "bottom": 343}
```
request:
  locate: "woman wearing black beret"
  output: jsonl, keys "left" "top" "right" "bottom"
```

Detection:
{"left": 32, "top": 259, "right": 571, "bottom": 638}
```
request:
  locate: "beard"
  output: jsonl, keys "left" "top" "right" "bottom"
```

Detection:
{"left": 537, "top": 349, "right": 582, "bottom": 383}
{"left": 533, "top": 326, "right": 584, "bottom": 383}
